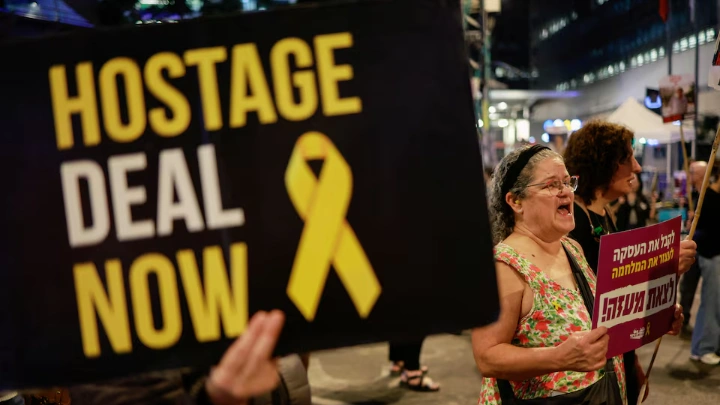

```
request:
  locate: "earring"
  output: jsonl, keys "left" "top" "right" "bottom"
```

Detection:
{"left": 515, "top": 200, "right": 520, "bottom": 204}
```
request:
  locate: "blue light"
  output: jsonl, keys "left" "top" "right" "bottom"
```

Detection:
{"left": 543, "top": 120, "right": 553, "bottom": 130}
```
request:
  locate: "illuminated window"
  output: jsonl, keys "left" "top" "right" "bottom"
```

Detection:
{"left": 707, "top": 28, "right": 716, "bottom": 41}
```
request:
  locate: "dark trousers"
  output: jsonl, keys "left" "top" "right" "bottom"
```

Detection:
{"left": 624, "top": 351, "right": 639, "bottom": 405}
{"left": 388, "top": 338, "right": 425, "bottom": 370}
{"left": 680, "top": 260, "right": 702, "bottom": 323}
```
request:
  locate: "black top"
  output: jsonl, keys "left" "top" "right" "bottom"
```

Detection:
{"left": 694, "top": 188, "right": 720, "bottom": 258}
{"left": 569, "top": 202, "right": 617, "bottom": 275}
{"left": 615, "top": 195, "right": 651, "bottom": 231}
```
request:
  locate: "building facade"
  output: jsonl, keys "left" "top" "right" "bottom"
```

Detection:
{"left": 529, "top": 0, "right": 720, "bottom": 126}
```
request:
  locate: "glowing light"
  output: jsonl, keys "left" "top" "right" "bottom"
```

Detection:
{"left": 478, "top": 119, "right": 484, "bottom": 128}
{"left": 498, "top": 102, "right": 508, "bottom": 111}
{"left": 541, "top": 133, "right": 550, "bottom": 143}
{"left": 645, "top": 96, "right": 662, "bottom": 109}
{"left": 553, "top": 119, "right": 564, "bottom": 127}
{"left": 498, "top": 119, "right": 509, "bottom": 128}
{"left": 543, "top": 120, "right": 553, "bottom": 130}
{"left": 570, "top": 119, "right": 582, "bottom": 131}
{"left": 489, "top": 106, "right": 497, "bottom": 113}
{"left": 639, "top": 137, "right": 647, "bottom": 144}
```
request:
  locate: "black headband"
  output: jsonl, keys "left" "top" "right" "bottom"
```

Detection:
{"left": 501, "top": 145, "right": 550, "bottom": 198}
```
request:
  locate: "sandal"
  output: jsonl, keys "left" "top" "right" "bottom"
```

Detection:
{"left": 390, "top": 361, "right": 429, "bottom": 377}
{"left": 400, "top": 370, "right": 440, "bottom": 392}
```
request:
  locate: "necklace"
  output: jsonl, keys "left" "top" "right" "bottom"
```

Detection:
{"left": 588, "top": 210, "right": 610, "bottom": 236}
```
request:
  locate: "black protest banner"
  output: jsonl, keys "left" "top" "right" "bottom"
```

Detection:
{"left": 0, "top": 0, "right": 498, "bottom": 387}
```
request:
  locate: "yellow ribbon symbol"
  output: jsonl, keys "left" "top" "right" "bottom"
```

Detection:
{"left": 646, "top": 322, "right": 651, "bottom": 337}
{"left": 284, "top": 131, "right": 382, "bottom": 321}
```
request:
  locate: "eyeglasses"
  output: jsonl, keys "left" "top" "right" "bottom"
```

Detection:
{"left": 526, "top": 175, "right": 579, "bottom": 195}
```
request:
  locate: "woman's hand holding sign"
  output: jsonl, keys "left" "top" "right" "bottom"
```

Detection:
{"left": 556, "top": 327, "right": 609, "bottom": 372}
{"left": 678, "top": 239, "right": 697, "bottom": 276}
{"left": 206, "top": 310, "right": 285, "bottom": 405}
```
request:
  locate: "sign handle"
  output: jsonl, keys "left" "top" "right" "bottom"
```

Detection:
{"left": 637, "top": 336, "right": 663, "bottom": 405}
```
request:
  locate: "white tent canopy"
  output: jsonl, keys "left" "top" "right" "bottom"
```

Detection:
{"left": 606, "top": 97, "right": 695, "bottom": 144}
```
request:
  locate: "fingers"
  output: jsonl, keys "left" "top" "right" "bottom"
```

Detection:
{"left": 583, "top": 326, "right": 608, "bottom": 343}
{"left": 680, "top": 239, "right": 697, "bottom": 249}
{"left": 219, "top": 310, "right": 268, "bottom": 370}
{"left": 244, "top": 310, "right": 285, "bottom": 373}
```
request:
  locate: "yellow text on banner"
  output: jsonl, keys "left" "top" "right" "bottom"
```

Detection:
{"left": 284, "top": 131, "right": 381, "bottom": 321}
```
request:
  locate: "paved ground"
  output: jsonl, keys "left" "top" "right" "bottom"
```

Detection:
{"left": 306, "top": 287, "right": 720, "bottom": 404}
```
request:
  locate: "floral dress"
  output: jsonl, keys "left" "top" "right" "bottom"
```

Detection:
{"left": 478, "top": 238, "right": 627, "bottom": 405}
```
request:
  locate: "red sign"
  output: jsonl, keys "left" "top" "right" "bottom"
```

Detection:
{"left": 592, "top": 217, "right": 681, "bottom": 358}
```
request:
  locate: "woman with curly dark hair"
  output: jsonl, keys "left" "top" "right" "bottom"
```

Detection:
{"left": 563, "top": 120, "right": 697, "bottom": 404}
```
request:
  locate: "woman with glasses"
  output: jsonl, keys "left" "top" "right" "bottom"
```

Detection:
{"left": 563, "top": 121, "right": 696, "bottom": 404}
{"left": 473, "top": 145, "right": 645, "bottom": 404}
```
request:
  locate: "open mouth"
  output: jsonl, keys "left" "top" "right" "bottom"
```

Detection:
{"left": 557, "top": 204, "right": 572, "bottom": 216}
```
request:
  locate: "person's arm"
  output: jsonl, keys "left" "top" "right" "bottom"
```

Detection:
{"left": 471, "top": 262, "right": 609, "bottom": 381}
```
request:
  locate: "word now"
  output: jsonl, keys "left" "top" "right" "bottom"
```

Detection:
{"left": 598, "top": 273, "right": 676, "bottom": 329}
{"left": 611, "top": 248, "right": 675, "bottom": 279}
{"left": 612, "top": 230, "right": 676, "bottom": 264}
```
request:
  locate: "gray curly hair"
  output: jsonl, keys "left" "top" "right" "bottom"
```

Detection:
{"left": 488, "top": 146, "right": 563, "bottom": 244}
